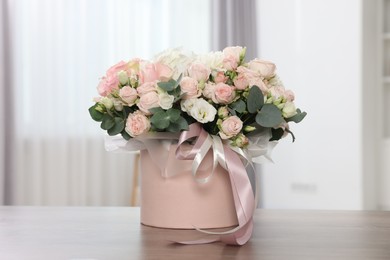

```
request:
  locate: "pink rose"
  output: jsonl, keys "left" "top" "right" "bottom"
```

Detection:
{"left": 236, "top": 66, "right": 268, "bottom": 93}
{"left": 212, "top": 82, "right": 236, "bottom": 104}
{"left": 137, "top": 82, "right": 157, "bottom": 96}
{"left": 233, "top": 73, "right": 249, "bottom": 90}
{"left": 180, "top": 76, "right": 201, "bottom": 99}
{"left": 97, "top": 75, "right": 119, "bottom": 96}
{"left": 106, "top": 61, "right": 129, "bottom": 78}
{"left": 219, "top": 116, "right": 243, "bottom": 139}
{"left": 125, "top": 111, "right": 151, "bottom": 137}
{"left": 203, "top": 83, "right": 215, "bottom": 99}
{"left": 139, "top": 62, "right": 173, "bottom": 84}
{"left": 137, "top": 91, "right": 160, "bottom": 114}
{"left": 247, "top": 59, "right": 276, "bottom": 78}
{"left": 188, "top": 62, "right": 211, "bottom": 82}
{"left": 119, "top": 86, "right": 138, "bottom": 105}
{"left": 213, "top": 71, "right": 228, "bottom": 83}
{"left": 222, "top": 46, "right": 243, "bottom": 70}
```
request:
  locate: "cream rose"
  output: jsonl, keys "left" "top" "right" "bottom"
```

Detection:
{"left": 125, "top": 111, "right": 151, "bottom": 137}
{"left": 158, "top": 92, "right": 174, "bottom": 110}
{"left": 119, "top": 86, "right": 138, "bottom": 106}
{"left": 219, "top": 116, "right": 243, "bottom": 139}
{"left": 137, "top": 91, "right": 160, "bottom": 114}
{"left": 282, "top": 102, "right": 297, "bottom": 118}
{"left": 247, "top": 59, "right": 276, "bottom": 78}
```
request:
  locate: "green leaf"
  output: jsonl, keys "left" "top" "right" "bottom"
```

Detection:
{"left": 256, "top": 104, "right": 284, "bottom": 128}
{"left": 107, "top": 117, "right": 125, "bottom": 136}
{"left": 158, "top": 79, "right": 176, "bottom": 91}
{"left": 149, "top": 107, "right": 164, "bottom": 114}
{"left": 167, "top": 108, "right": 181, "bottom": 122}
{"left": 168, "top": 85, "right": 181, "bottom": 97}
{"left": 286, "top": 109, "right": 307, "bottom": 123}
{"left": 247, "top": 86, "right": 264, "bottom": 113}
{"left": 101, "top": 114, "right": 115, "bottom": 130}
{"left": 121, "top": 130, "right": 131, "bottom": 140}
{"left": 150, "top": 111, "right": 170, "bottom": 130}
{"left": 89, "top": 105, "right": 104, "bottom": 122}
{"left": 230, "top": 100, "right": 246, "bottom": 113}
{"left": 166, "top": 117, "right": 188, "bottom": 132}
{"left": 269, "top": 128, "right": 285, "bottom": 141}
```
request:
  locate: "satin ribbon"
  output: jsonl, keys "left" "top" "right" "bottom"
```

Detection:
{"left": 175, "top": 123, "right": 255, "bottom": 245}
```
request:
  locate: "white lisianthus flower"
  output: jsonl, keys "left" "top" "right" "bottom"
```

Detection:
{"left": 282, "top": 101, "right": 297, "bottom": 118}
{"left": 158, "top": 92, "right": 174, "bottom": 110}
{"left": 181, "top": 98, "right": 197, "bottom": 113}
{"left": 189, "top": 98, "right": 217, "bottom": 123}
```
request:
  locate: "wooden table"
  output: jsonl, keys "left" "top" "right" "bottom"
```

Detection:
{"left": 1, "top": 207, "right": 390, "bottom": 259}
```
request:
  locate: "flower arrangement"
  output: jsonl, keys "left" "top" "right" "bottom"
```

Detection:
{"left": 89, "top": 46, "right": 306, "bottom": 147}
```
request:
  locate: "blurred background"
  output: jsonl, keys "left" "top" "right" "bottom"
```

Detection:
{"left": 0, "top": 0, "right": 388, "bottom": 210}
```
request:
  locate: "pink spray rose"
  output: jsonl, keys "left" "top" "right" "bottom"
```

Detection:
{"left": 180, "top": 76, "right": 201, "bottom": 99}
{"left": 222, "top": 46, "right": 243, "bottom": 70}
{"left": 219, "top": 116, "right": 243, "bottom": 139}
{"left": 284, "top": 89, "right": 295, "bottom": 102}
{"left": 203, "top": 82, "right": 215, "bottom": 99}
{"left": 137, "top": 82, "right": 157, "bottom": 96}
{"left": 233, "top": 73, "right": 249, "bottom": 90}
{"left": 119, "top": 86, "right": 138, "bottom": 106}
{"left": 212, "top": 82, "right": 236, "bottom": 104}
{"left": 125, "top": 111, "right": 151, "bottom": 137}
{"left": 213, "top": 71, "right": 228, "bottom": 83}
{"left": 137, "top": 91, "right": 160, "bottom": 114}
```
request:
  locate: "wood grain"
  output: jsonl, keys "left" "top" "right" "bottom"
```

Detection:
{"left": 1, "top": 207, "right": 390, "bottom": 259}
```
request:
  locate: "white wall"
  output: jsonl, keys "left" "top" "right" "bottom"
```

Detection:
{"left": 257, "top": 0, "right": 363, "bottom": 209}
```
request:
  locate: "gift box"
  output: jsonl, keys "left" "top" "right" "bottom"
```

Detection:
{"left": 140, "top": 144, "right": 238, "bottom": 229}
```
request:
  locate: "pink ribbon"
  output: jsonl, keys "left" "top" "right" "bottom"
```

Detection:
{"left": 175, "top": 123, "right": 255, "bottom": 246}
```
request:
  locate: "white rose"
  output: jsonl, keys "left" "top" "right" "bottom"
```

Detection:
{"left": 197, "top": 51, "right": 224, "bottom": 71}
{"left": 154, "top": 47, "right": 195, "bottom": 78}
{"left": 282, "top": 102, "right": 297, "bottom": 118}
{"left": 100, "top": 97, "right": 114, "bottom": 110}
{"left": 190, "top": 98, "right": 217, "bottom": 123}
{"left": 158, "top": 92, "right": 174, "bottom": 110}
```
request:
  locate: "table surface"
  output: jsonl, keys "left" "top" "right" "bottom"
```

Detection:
{"left": 1, "top": 207, "right": 390, "bottom": 260}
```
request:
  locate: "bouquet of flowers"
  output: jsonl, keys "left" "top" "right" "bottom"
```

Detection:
{"left": 89, "top": 46, "right": 306, "bottom": 147}
{"left": 88, "top": 46, "right": 306, "bottom": 246}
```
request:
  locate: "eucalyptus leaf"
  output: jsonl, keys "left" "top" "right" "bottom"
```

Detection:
{"left": 167, "top": 117, "right": 188, "bottom": 132}
{"left": 270, "top": 128, "right": 285, "bottom": 141}
{"left": 255, "top": 104, "right": 283, "bottom": 128}
{"left": 149, "top": 107, "right": 164, "bottom": 114}
{"left": 167, "top": 108, "right": 181, "bottom": 122}
{"left": 121, "top": 130, "right": 131, "bottom": 140}
{"left": 286, "top": 110, "right": 307, "bottom": 123}
{"left": 247, "top": 86, "right": 264, "bottom": 113}
{"left": 89, "top": 105, "right": 104, "bottom": 122}
{"left": 150, "top": 111, "right": 170, "bottom": 129}
{"left": 230, "top": 100, "right": 246, "bottom": 113}
{"left": 108, "top": 117, "right": 125, "bottom": 136}
{"left": 101, "top": 114, "right": 115, "bottom": 130}
{"left": 158, "top": 79, "right": 176, "bottom": 91}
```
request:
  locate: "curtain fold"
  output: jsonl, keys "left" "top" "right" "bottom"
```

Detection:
{"left": 211, "top": 0, "right": 258, "bottom": 60}
{"left": 0, "top": 0, "right": 13, "bottom": 205}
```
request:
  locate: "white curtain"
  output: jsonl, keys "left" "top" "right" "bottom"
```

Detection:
{"left": 2, "top": 0, "right": 210, "bottom": 205}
